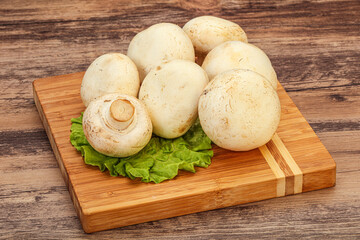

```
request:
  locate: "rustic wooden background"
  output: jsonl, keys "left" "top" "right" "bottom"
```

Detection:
{"left": 1, "top": 0, "right": 359, "bottom": 239}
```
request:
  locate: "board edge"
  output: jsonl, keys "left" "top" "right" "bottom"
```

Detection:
{"left": 32, "top": 79, "right": 87, "bottom": 231}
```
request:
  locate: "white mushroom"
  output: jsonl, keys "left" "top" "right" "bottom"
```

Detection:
{"left": 127, "top": 23, "right": 195, "bottom": 82}
{"left": 82, "top": 93, "right": 152, "bottom": 157}
{"left": 183, "top": 15, "right": 248, "bottom": 54}
{"left": 198, "top": 69, "right": 281, "bottom": 151}
{"left": 202, "top": 41, "right": 278, "bottom": 89}
{"left": 139, "top": 59, "right": 209, "bottom": 139}
{"left": 81, "top": 53, "right": 140, "bottom": 107}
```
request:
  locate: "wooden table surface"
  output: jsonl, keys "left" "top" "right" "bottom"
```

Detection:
{"left": 1, "top": 0, "right": 359, "bottom": 239}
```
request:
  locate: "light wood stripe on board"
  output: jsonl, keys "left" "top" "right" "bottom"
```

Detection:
{"left": 258, "top": 145, "right": 285, "bottom": 197}
{"left": 271, "top": 133, "right": 303, "bottom": 194}
{"left": 260, "top": 133, "right": 303, "bottom": 195}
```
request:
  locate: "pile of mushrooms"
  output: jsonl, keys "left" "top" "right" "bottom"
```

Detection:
{"left": 80, "top": 15, "right": 281, "bottom": 157}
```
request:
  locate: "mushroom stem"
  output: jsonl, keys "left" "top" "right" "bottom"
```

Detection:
{"left": 106, "top": 99, "right": 135, "bottom": 132}
{"left": 110, "top": 99, "right": 134, "bottom": 122}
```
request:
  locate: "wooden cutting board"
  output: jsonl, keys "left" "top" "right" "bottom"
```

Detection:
{"left": 33, "top": 72, "right": 336, "bottom": 233}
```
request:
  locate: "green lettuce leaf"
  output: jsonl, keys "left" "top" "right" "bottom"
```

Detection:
{"left": 70, "top": 114, "right": 213, "bottom": 183}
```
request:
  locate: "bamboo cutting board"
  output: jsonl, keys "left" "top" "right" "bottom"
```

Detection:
{"left": 33, "top": 72, "right": 336, "bottom": 233}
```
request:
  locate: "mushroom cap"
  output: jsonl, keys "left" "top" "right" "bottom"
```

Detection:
{"left": 82, "top": 93, "right": 152, "bottom": 157}
{"left": 81, "top": 53, "right": 140, "bottom": 107}
{"left": 183, "top": 16, "right": 248, "bottom": 54}
{"left": 127, "top": 23, "right": 195, "bottom": 82}
{"left": 198, "top": 69, "right": 281, "bottom": 151}
{"left": 139, "top": 59, "right": 209, "bottom": 139}
{"left": 202, "top": 41, "right": 278, "bottom": 89}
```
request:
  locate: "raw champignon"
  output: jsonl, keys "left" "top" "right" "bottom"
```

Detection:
{"left": 183, "top": 16, "right": 247, "bottom": 64}
{"left": 127, "top": 23, "right": 195, "bottom": 82}
{"left": 81, "top": 53, "right": 140, "bottom": 107}
{"left": 202, "top": 41, "right": 278, "bottom": 89}
{"left": 198, "top": 69, "right": 281, "bottom": 151}
{"left": 82, "top": 93, "right": 152, "bottom": 157}
{"left": 139, "top": 59, "right": 209, "bottom": 139}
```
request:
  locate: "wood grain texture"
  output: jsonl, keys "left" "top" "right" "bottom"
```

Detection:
{"left": 1, "top": 0, "right": 359, "bottom": 239}
{"left": 32, "top": 73, "right": 335, "bottom": 232}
